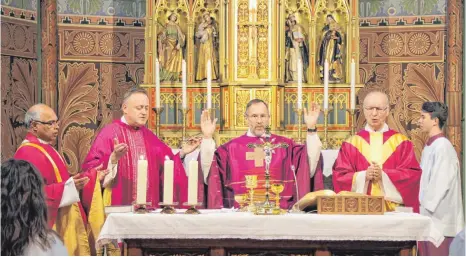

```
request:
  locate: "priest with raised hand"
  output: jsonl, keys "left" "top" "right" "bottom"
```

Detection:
{"left": 200, "top": 99, "right": 324, "bottom": 209}
{"left": 82, "top": 87, "right": 202, "bottom": 209}
{"left": 332, "top": 90, "right": 422, "bottom": 212}
{"left": 14, "top": 104, "right": 107, "bottom": 256}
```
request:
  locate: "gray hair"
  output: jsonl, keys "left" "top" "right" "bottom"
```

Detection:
{"left": 244, "top": 99, "right": 269, "bottom": 115}
{"left": 24, "top": 109, "right": 42, "bottom": 129}
{"left": 122, "top": 87, "right": 149, "bottom": 105}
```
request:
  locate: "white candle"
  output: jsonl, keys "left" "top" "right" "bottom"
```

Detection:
{"left": 206, "top": 59, "right": 212, "bottom": 109}
{"left": 155, "top": 59, "right": 161, "bottom": 108}
{"left": 350, "top": 58, "right": 356, "bottom": 110}
{"left": 136, "top": 155, "right": 148, "bottom": 205}
{"left": 324, "top": 59, "right": 329, "bottom": 110}
{"left": 187, "top": 160, "right": 198, "bottom": 204}
{"left": 163, "top": 156, "right": 174, "bottom": 204}
{"left": 297, "top": 59, "right": 303, "bottom": 109}
{"left": 182, "top": 60, "right": 187, "bottom": 109}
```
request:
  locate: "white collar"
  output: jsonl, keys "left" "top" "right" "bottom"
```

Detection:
{"left": 121, "top": 116, "right": 128, "bottom": 124}
{"left": 22, "top": 137, "right": 49, "bottom": 145}
{"left": 364, "top": 123, "right": 389, "bottom": 133}
{"left": 246, "top": 129, "right": 268, "bottom": 138}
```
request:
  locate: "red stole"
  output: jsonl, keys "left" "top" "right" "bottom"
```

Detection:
{"left": 332, "top": 129, "right": 422, "bottom": 212}
{"left": 207, "top": 134, "right": 324, "bottom": 209}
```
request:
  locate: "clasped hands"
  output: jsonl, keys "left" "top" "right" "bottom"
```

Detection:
{"left": 366, "top": 161, "right": 382, "bottom": 182}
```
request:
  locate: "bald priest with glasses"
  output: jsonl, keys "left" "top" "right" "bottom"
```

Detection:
{"left": 199, "top": 99, "right": 325, "bottom": 210}
{"left": 332, "top": 90, "right": 422, "bottom": 213}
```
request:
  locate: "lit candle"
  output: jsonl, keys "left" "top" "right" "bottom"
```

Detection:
{"left": 207, "top": 59, "right": 212, "bottom": 109}
{"left": 155, "top": 59, "right": 161, "bottom": 108}
{"left": 297, "top": 59, "right": 303, "bottom": 109}
{"left": 350, "top": 58, "right": 356, "bottom": 110}
{"left": 187, "top": 160, "right": 198, "bottom": 204}
{"left": 324, "top": 59, "right": 329, "bottom": 110}
{"left": 163, "top": 156, "right": 174, "bottom": 204}
{"left": 182, "top": 60, "right": 187, "bottom": 109}
{"left": 136, "top": 155, "right": 148, "bottom": 205}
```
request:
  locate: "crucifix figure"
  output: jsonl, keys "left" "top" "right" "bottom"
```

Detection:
{"left": 246, "top": 147, "right": 265, "bottom": 167}
{"left": 246, "top": 127, "right": 289, "bottom": 212}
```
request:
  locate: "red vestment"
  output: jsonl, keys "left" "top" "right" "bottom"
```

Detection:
{"left": 82, "top": 120, "right": 197, "bottom": 208}
{"left": 332, "top": 129, "right": 421, "bottom": 212}
{"left": 14, "top": 133, "right": 103, "bottom": 255}
{"left": 207, "top": 134, "right": 324, "bottom": 209}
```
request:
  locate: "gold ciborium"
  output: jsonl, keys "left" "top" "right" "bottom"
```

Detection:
{"left": 271, "top": 183, "right": 284, "bottom": 213}
{"left": 234, "top": 194, "right": 248, "bottom": 212}
{"left": 245, "top": 175, "right": 258, "bottom": 212}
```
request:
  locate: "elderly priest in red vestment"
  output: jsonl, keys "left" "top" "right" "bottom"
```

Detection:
{"left": 82, "top": 87, "right": 202, "bottom": 209}
{"left": 332, "top": 90, "right": 422, "bottom": 212}
{"left": 14, "top": 104, "right": 108, "bottom": 255}
{"left": 200, "top": 99, "right": 324, "bottom": 209}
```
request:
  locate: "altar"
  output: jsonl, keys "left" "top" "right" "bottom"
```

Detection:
{"left": 97, "top": 210, "right": 443, "bottom": 256}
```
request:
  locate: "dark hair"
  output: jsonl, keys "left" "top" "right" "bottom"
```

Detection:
{"left": 245, "top": 99, "right": 269, "bottom": 115}
{"left": 1, "top": 159, "right": 52, "bottom": 256}
{"left": 421, "top": 102, "right": 448, "bottom": 129}
{"left": 122, "top": 87, "right": 148, "bottom": 104}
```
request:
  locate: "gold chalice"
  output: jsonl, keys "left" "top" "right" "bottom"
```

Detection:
{"left": 245, "top": 175, "right": 258, "bottom": 212}
{"left": 271, "top": 183, "right": 284, "bottom": 210}
{"left": 234, "top": 194, "right": 248, "bottom": 212}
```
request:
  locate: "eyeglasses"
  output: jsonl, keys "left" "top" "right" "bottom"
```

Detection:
{"left": 33, "top": 120, "right": 59, "bottom": 126}
{"left": 246, "top": 114, "right": 269, "bottom": 121}
{"left": 363, "top": 106, "right": 388, "bottom": 112}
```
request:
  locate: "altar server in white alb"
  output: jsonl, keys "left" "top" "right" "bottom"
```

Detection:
{"left": 417, "top": 101, "right": 464, "bottom": 256}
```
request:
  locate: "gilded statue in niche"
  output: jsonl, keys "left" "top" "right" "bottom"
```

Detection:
{"left": 285, "top": 13, "right": 309, "bottom": 82}
{"left": 195, "top": 12, "right": 219, "bottom": 81}
{"left": 158, "top": 13, "right": 186, "bottom": 82}
{"left": 318, "top": 14, "right": 344, "bottom": 83}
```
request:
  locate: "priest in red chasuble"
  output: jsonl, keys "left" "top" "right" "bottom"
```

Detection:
{"left": 82, "top": 87, "right": 202, "bottom": 209}
{"left": 14, "top": 104, "right": 108, "bottom": 256}
{"left": 200, "top": 99, "right": 324, "bottom": 209}
{"left": 332, "top": 91, "right": 422, "bottom": 212}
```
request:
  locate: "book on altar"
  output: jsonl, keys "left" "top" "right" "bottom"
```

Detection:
{"left": 292, "top": 190, "right": 366, "bottom": 212}
{"left": 105, "top": 205, "right": 133, "bottom": 214}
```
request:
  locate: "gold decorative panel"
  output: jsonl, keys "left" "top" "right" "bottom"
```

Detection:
{"left": 237, "top": 0, "right": 250, "bottom": 78}
{"left": 257, "top": 0, "right": 269, "bottom": 79}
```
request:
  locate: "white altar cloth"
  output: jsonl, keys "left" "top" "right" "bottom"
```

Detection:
{"left": 97, "top": 211, "right": 444, "bottom": 248}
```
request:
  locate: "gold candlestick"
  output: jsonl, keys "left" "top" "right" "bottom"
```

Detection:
{"left": 346, "top": 108, "right": 358, "bottom": 136}
{"left": 152, "top": 107, "right": 164, "bottom": 136}
{"left": 179, "top": 108, "right": 190, "bottom": 140}
{"left": 294, "top": 108, "right": 304, "bottom": 144}
{"left": 323, "top": 106, "right": 333, "bottom": 150}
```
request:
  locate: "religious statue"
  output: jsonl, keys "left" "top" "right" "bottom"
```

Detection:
{"left": 157, "top": 13, "right": 186, "bottom": 82}
{"left": 195, "top": 12, "right": 219, "bottom": 81}
{"left": 318, "top": 14, "right": 344, "bottom": 82}
{"left": 285, "top": 14, "right": 309, "bottom": 82}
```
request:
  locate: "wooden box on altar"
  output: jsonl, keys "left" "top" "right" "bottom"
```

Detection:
{"left": 317, "top": 195, "right": 385, "bottom": 215}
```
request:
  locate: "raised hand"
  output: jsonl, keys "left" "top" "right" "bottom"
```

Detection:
{"left": 111, "top": 137, "right": 128, "bottom": 164}
{"left": 180, "top": 136, "right": 203, "bottom": 159}
{"left": 200, "top": 109, "right": 218, "bottom": 139}
{"left": 303, "top": 102, "right": 321, "bottom": 129}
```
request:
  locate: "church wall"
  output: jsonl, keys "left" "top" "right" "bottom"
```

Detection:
{"left": 54, "top": 0, "right": 145, "bottom": 174}
{"left": 1, "top": 1, "right": 38, "bottom": 161}
{"left": 357, "top": 0, "right": 447, "bottom": 160}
